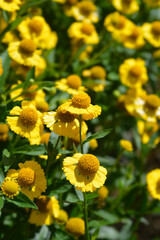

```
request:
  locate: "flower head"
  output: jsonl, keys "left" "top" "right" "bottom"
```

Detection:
{"left": 147, "top": 169, "right": 160, "bottom": 200}
{"left": 1, "top": 177, "right": 20, "bottom": 199}
{"left": 56, "top": 209, "right": 68, "bottom": 224}
{"left": 0, "top": 0, "right": 21, "bottom": 12}
{"left": 7, "top": 161, "right": 47, "bottom": 200}
{"left": 63, "top": 153, "right": 107, "bottom": 192}
{"left": 97, "top": 186, "right": 109, "bottom": 201}
{"left": 0, "top": 123, "right": 9, "bottom": 141}
{"left": 120, "top": 139, "right": 133, "bottom": 151}
{"left": 65, "top": 218, "right": 85, "bottom": 237}
{"left": 112, "top": 0, "right": 139, "bottom": 15}
{"left": 142, "top": 21, "right": 160, "bottom": 48}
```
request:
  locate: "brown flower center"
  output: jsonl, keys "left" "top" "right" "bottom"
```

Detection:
{"left": 123, "top": 0, "right": 132, "bottom": 4}
{"left": 113, "top": 16, "right": 126, "bottom": 29}
{"left": 28, "top": 19, "right": 43, "bottom": 35}
{"left": 36, "top": 196, "right": 52, "bottom": 212}
{"left": 129, "top": 65, "right": 142, "bottom": 77}
{"left": 130, "top": 27, "right": 139, "bottom": 39}
{"left": 145, "top": 95, "right": 160, "bottom": 109}
{"left": 57, "top": 109, "right": 75, "bottom": 122}
{"left": 67, "top": 0, "right": 78, "bottom": 5}
{"left": 19, "top": 39, "right": 36, "bottom": 55}
{"left": 78, "top": 154, "right": 99, "bottom": 175}
{"left": 152, "top": 22, "right": 160, "bottom": 35}
{"left": 72, "top": 93, "right": 91, "bottom": 108}
{"left": 79, "top": 1, "right": 96, "bottom": 16}
{"left": 81, "top": 22, "right": 95, "bottom": 35}
{"left": 19, "top": 107, "right": 38, "bottom": 126}
{"left": 66, "top": 75, "right": 82, "bottom": 89}
{"left": 18, "top": 168, "right": 35, "bottom": 187}
{"left": 91, "top": 66, "right": 106, "bottom": 79}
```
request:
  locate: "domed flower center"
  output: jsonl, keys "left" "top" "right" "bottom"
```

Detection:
{"left": 28, "top": 19, "right": 43, "bottom": 35}
{"left": 0, "top": 123, "right": 9, "bottom": 134}
{"left": 72, "top": 93, "right": 91, "bottom": 108}
{"left": 36, "top": 196, "right": 52, "bottom": 212}
{"left": 79, "top": 1, "right": 96, "bottom": 16}
{"left": 4, "top": 0, "right": 13, "bottom": 2}
{"left": 57, "top": 110, "right": 75, "bottom": 122}
{"left": 78, "top": 154, "right": 99, "bottom": 175}
{"left": 2, "top": 179, "right": 19, "bottom": 196}
{"left": 130, "top": 27, "right": 139, "bottom": 39}
{"left": 123, "top": 0, "right": 132, "bottom": 4}
{"left": 19, "top": 107, "right": 38, "bottom": 126}
{"left": 91, "top": 66, "right": 106, "bottom": 79}
{"left": 18, "top": 167, "right": 35, "bottom": 186}
{"left": 36, "top": 101, "right": 49, "bottom": 112}
{"left": 152, "top": 22, "right": 160, "bottom": 35}
{"left": 145, "top": 95, "right": 160, "bottom": 109}
{"left": 113, "top": 16, "right": 126, "bottom": 29}
{"left": 20, "top": 39, "right": 36, "bottom": 55}
{"left": 41, "top": 132, "right": 51, "bottom": 144}
{"left": 65, "top": 218, "right": 85, "bottom": 237}
{"left": 67, "top": 0, "right": 78, "bottom": 5}
{"left": 23, "top": 85, "right": 38, "bottom": 99}
{"left": 81, "top": 22, "right": 95, "bottom": 35}
{"left": 129, "top": 65, "right": 142, "bottom": 77}
{"left": 66, "top": 75, "right": 82, "bottom": 89}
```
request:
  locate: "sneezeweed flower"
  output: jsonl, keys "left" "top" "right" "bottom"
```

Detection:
{"left": 7, "top": 161, "right": 47, "bottom": 200}
{"left": 82, "top": 65, "right": 107, "bottom": 92}
{"left": 143, "top": 0, "right": 160, "bottom": 7}
{"left": 29, "top": 196, "right": 60, "bottom": 225}
{"left": 56, "top": 209, "right": 68, "bottom": 225}
{"left": 18, "top": 16, "right": 58, "bottom": 50}
{"left": 63, "top": 153, "right": 107, "bottom": 192}
{"left": 55, "top": 75, "right": 86, "bottom": 95}
{"left": 71, "top": 1, "right": 99, "bottom": 23}
{"left": 0, "top": 123, "right": 9, "bottom": 142}
{"left": 79, "top": 45, "right": 93, "bottom": 62}
{"left": 68, "top": 21, "right": 99, "bottom": 44}
{"left": 112, "top": 0, "right": 139, "bottom": 15}
{"left": 120, "top": 139, "right": 133, "bottom": 152}
{"left": 63, "top": 0, "right": 79, "bottom": 17}
{"left": 41, "top": 132, "right": 51, "bottom": 144}
{"left": 119, "top": 58, "right": 148, "bottom": 88}
{"left": 142, "top": 21, "right": 160, "bottom": 48}
{"left": 34, "top": 99, "right": 49, "bottom": 113}
{"left": 8, "top": 39, "right": 43, "bottom": 67}
{"left": 59, "top": 92, "right": 101, "bottom": 120}
{"left": 65, "top": 217, "right": 85, "bottom": 238}
{"left": 137, "top": 120, "right": 159, "bottom": 144}
{"left": 104, "top": 12, "right": 133, "bottom": 35}
{"left": 43, "top": 106, "right": 88, "bottom": 139}
{"left": 114, "top": 25, "right": 145, "bottom": 49}
{"left": 97, "top": 185, "right": 109, "bottom": 201}
{"left": 0, "top": 58, "right": 3, "bottom": 76}
{"left": 7, "top": 101, "right": 43, "bottom": 145}
{"left": 1, "top": 177, "right": 20, "bottom": 199}
{"left": 89, "top": 139, "right": 98, "bottom": 150}
{"left": 0, "top": 0, "right": 21, "bottom": 12}
{"left": 147, "top": 169, "right": 160, "bottom": 200}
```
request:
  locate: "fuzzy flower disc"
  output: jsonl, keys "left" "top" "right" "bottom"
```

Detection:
{"left": 19, "top": 108, "right": 38, "bottom": 126}
{"left": 78, "top": 154, "right": 99, "bottom": 175}
{"left": 66, "top": 75, "right": 82, "bottom": 89}
{"left": 72, "top": 93, "right": 91, "bottom": 108}
{"left": 65, "top": 218, "right": 85, "bottom": 237}
{"left": 1, "top": 177, "right": 20, "bottom": 198}
{"left": 18, "top": 168, "right": 35, "bottom": 187}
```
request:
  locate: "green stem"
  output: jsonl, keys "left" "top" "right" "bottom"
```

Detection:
{"left": 110, "top": 150, "right": 124, "bottom": 174}
{"left": 83, "top": 192, "right": 90, "bottom": 240}
{"left": 79, "top": 115, "right": 83, "bottom": 154}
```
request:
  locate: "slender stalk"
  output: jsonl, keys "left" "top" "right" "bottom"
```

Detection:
{"left": 79, "top": 115, "right": 90, "bottom": 240}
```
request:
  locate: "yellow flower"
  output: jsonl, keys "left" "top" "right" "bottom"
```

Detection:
{"left": 8, "top": 39, "right": 43, "bottom": 67}
{"left": 29, "top": 195, "right": 60, "bottom": 226}
{"left": 122, "top": 88, "right": 147, "bottom": 117}
{"left": 63, "top": 153, "right": 107, "bottom": 192}
{"left": 119, "top": 58, "right": 148, "bottom": 88}
{"left": 71, "top": 1, "right": 98, "bottom": 23}
{"left": 97, "top": 186, "right": 109, "bottom": 200}
{"left": 137, "top": 120, "right": 159, "bottom": 144}
{"left": 41, "top": 132, "right": 51, "bottom": 144}
{"left": 18, "top": 16, "right": 58, "bottom": 50}
{"left": 114, "top": 25, "right": 145, "bottom": 49}
{"left": 82, "top": 65, "right": 107, "bottom": 92}
{"left": 43, "top": 106, "right": 88, "bottom": 139}
{"left": 146, "top": 169, "right": 160, "bottom": 200}
{"left": 143, "top": 0, "right": 160, "bottom": 7}
{"left": 63, "top": 0, "right": 79, "bottom": 17}
{"left": 0, "top": 0, "right": 21, "bottom": 12}
{"left": 34, "top": 99, "right": 49, "bottom": 113}
{"left": 59, "top": 92, "right": 101, "bottom": 120}
{"left": 0, "top": 58, "right": 3, "bottom": 76}
{"left": 52, "top": 0, "right": 65, "bottom": 3}
{"left": 55, "top": 75, "right": 86, "bottom": 95}
{"left": 68, "top": 21, "right": 99, "bottom": 44}
{"left": 136, "top": 94, "right": 160, "bottom": 122}
{"left": 79, "top": 45, "right": 93, "bottom": 61}
{"left": 142, "top": 21, "right": 160, "bottom": 48}
{"left": 7, "top": 101, "right": 43, "bottom": 145}
{"left": 1, "top": 177, "right": 20, "bottom": 199}
{"left": 65, "top": 218, "right": 85, "bottom": 237}
{"left": 56, "top": 209, "right": 68, "bottom": 224}
{"left": 2, "top": 31, "right": 19, "bottom": 44}
{"left": 0, "top": 123, "right": 9, "bottom": 142}
{"left": 89, "top": 139, "right": 98, "bottom": 150}
{"left": 120, "top": 139, "right": 133, "bottom": 151}
{"left": 104, "top": 12, "right": 134, "bottom": 35}
{"left": 112, "top": 0, "right": 139, "bottom": 15}
{"left": 7, "top": 161, "right": 47, "bottom": 200}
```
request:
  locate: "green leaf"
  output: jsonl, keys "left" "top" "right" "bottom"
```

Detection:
{"left": 89, "top": 220, "right": 108, "bottom": 228}
{"left": 0, "top": 50, "right": 11, "bottom": 93}
{"left": 83, "top": 129, "right": 112, "bottom": 145}
{"left": 2, "top": 149, "right": 13, "bottom": 172}
{"left": 66, "top": 193, "right": 80, "bottom": 203}
{"left": 49, "top": 180, "right": 72, "bottom": 195}
{"left": 91, "top": 228, "right": 99, "bottom": 240}
{"left": 93, "top": 210, "right": 119, "bottom": 224}
{"left": 75, "top": 188, "right": 84, "bottom": 201}
{"left": 86, "top": 193, "right": 99, "bottom": 200}
{"left": 0, "top": 197, "right": 4, "bottom": 211}
{"left": 23, "top": 67, "right": 35, "bottom": 90}
{"left": 54, "top": 229, "right": 75, "bottom": 240}
{"left": 48, "top": 132, "right": 60, "bottom": 151}
{"left": 31, "top": 225, "right": 51, "bottom": 240}
{"left": 13, "top": 144, "right": 46, "bottom": 155}
{"left": 6, "top": 192, "right": 38, "bottom": 209}
{"left": 0, "top": 169, "right": 5, "bottom": 184}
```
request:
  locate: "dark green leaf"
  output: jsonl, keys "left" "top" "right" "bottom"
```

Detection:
{"left": 66, "top": 193, "right": 80, "bottom": 203}
{"left": 0, "top": 50, "right": 11, "bottom": 93}
{"left": 0, "top": 169, "right": 5, "bottom": 184}
{"left": 93, "top": 210, "right": 119, "bottom": 224}
{"left": 49, "top": 180, "right": 72, "bottom": 195}
{"left": 6, "top": 192, "right": 38, "bottom": 209}
{"left": 86, "top": 193, "right": 99, "bottom": 200}
{"left": 0, "top": 197, "right": 4, "bottom": 211}
{"left": 31, "top": 225, "right": 51, "bottom": 240}
{"left": 75, "top": 188, "right": 84, "bottom": 201}
{"left": 48, "top": 132, "right": 60, "bottom": 151}
{"left": 91, "top": 228, "right": 99, "bottom": 240}
{"left": 54, "top": 229, "right": 75, "bottom": 240}
{"left": 83, "top": 129, "right": 112, "bottom": 145}
{"left": 89, "top": 220, "right": 108, "bottom": 228}
{"left": 23, "top": 67, "right": 35, "bottom": 90}
{"left": 13, "top": 144, "right": 46, "bottom": 155}
{"left": 2, "top": 149, "right": 13, "bottom": 172}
